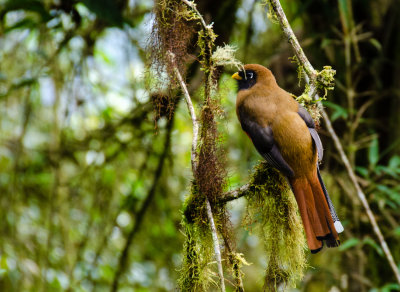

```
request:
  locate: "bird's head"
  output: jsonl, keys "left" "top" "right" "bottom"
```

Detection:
{"left": 232, "top": 64, "right": 276, "bottom": 91}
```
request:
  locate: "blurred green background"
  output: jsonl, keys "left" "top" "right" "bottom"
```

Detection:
{"left": 0, "top": 0, "right": 400, "bottom": 291}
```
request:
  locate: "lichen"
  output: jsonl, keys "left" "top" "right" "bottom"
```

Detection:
{"left": 315, "top": 65, "right": 336, "bottom": 98}
{"left": 289, "top": 55, "right": 305, "bottom": 87}
{"left": 211, "top": 45, "right": 244, "bottom": 71}
{"left": 264, "top": 0, "right": 279, "bottom": 24}
{"left": 243, "top": 162, "right": 307, "bottom": 291}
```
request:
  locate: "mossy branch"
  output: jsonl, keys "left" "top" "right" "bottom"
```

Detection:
{"left": 168, "top": 50, "right": 226, "bottom": 292}
{"left": 219, "top": 183, "right": 250, "bottom": 204}
{"left": 267, "top": 0, "right": 400, "bottom": 285}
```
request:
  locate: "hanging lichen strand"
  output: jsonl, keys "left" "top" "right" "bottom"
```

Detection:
{"left": 244, "top": 162, "right": 307, "bottom": 291}
{"left": 147, "top": 0, "right": 195, "bottom": 120}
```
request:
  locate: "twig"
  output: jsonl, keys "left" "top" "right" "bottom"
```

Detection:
{"left": 267, "top": 0, "right": 316, "bottom": 81}
{"left": 268, "top": 0, "right": 400, "bottom": 285}
{"left": 168, "top": 51, "right": 199, "bottom": 172}
{"left": 321, "top": 109, "right": 400, "bottom": 284}
{"left": 219, "top": 183, "right": 250, "bottom": 204}
{"left": 168, "top": 51, "right": 226, "bottom": 292}
{"left": 181, "top": 0, "right": 210, "bottom": 31}
{"left": 206, "top": 200, "right": 226, "bottom": 292}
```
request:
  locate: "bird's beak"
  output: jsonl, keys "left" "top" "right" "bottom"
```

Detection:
{"left": 231, "top": 72, "right": 242, "bottom": 80}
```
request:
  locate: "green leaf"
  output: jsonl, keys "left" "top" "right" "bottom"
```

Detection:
{"left": 389, "top": 156, "right": 400, "bottom": 171}
{"left": 323, "top": 101, "right": 348, "bottom": 122}
{"left": 394, "top": 227, "right": 400, "bottom": 237}
{"left": 376, "top": 184, "right": 400, "bottom": 206}
{"left": 368, "top": 138, "right": 379, "bottom": 167}
{"left": 369, "top": 38, "right": 382, "bottom": 51}
{"left": 362, "top": 237, "right": 383, "bottom": 256}
{"left": 380, "top": 283, "right": 400, "bottom": 292}
{"left": 339, "top": 238, "right": 359, "bottom": 251}
{"left": 338, "top": 0, "right": 351, "bottom": 33}
{"left": 321, "top": 38, "right": 333, "bottom": 48}
{"left": 356, "top": 166, "right": 369, "bottom": 178}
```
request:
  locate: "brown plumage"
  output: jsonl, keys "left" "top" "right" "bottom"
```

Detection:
{"left": 232, "top": 64, "right": 343, "bottom": 253}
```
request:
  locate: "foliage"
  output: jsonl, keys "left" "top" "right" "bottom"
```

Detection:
{"left": 0, "top": 0, "right": 399, "bottom": 291}
{"left": 244, "top": 162, "right": 307, "bottom": 290}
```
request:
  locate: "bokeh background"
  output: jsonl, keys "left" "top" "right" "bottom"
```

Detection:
{"left": 0, "top": 0, "right": 399, "bottom": 291}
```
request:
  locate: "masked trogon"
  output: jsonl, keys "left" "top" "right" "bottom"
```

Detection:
{"left": 232, "top": 64, "right": 344, "bottom": 253}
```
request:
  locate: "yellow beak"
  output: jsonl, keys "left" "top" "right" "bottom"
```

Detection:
{"left": 231, "top": 72, "right": 242, "bottom": 80}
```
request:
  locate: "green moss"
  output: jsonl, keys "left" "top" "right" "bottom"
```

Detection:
{"left": 229, "top": 252, "right": 250, "bottom": 291}
{"left": 289, "top": 55, "right": 305, "bottom": 87}
{"left": 244, "top": 162, "right": 307, "bottom": 291}
{"left": 313, "top": 65, "right": 336, "bottom": 100}
{"left": 179, "top": 188, "right": 216, "bottom": 291}
{"left": 178, "top": 219, "right": 215, "bottom": 291}
{"left": 211, "top": 45, "right": 244, "bottom": 72}
{"left": 264, "top": 0, "right": 279, "bottom": 24}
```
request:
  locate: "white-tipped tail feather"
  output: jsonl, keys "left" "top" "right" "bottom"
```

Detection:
{"left": 334, "top": 221, "right": 344, "bottom": 233}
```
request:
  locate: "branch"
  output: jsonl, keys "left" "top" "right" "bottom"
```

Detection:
{"left": 206, "top": 200, "right": 226, "bottom": 292}
{"left": 168, "top": 51, "right": 226, "bottom": 291}
{"left": 268, "top": 0, "right": 400, "bottom": 285}
{"left": 219, "top": 183, "right": 250, "bottom": 204}
{"left": 321, "top": 109, "right": 400, "bottom": 285}
{"left": 168, "top": 51, "right": 199, "bottom": 172}
{"left": 268, "top": 0, "right": 316, "bottom": 80}
{"left": 181, "top": 0, "right": 210, "bottom": 32}
{"left": 110, "top": 115, "right": 174, "bottom": 292}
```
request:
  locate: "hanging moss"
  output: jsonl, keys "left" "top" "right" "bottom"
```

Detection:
{"left": 147, "top": 0, "right": 197, "bottom": 122}
{"left": 179, "top": 188, "right": 217, "bottom": 291}
{"left": 148, "top": 0, "right": 196, "bottom": 83}
{"left": 244, "top": 162, "right": 307, "bottom": 291}
{"left": 178, "top": 219, "right": 215, "bottom": 291}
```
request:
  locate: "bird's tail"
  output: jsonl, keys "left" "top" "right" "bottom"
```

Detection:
{"left": 317, "top": 166, "right": 344, "bottom": 234}
{"left": 290, "top": 171, "right": 342, "bottom": 253}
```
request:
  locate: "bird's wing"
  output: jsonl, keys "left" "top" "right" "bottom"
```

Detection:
{"left": 297, "top": 105, "right": 323, "bottom": 161}
{"left": 238, "top": 107, "right": 294, "bottom": 178}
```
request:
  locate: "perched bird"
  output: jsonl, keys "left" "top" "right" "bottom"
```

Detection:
{"left": 232, "top": 64, "right": 343, "bottom": 253}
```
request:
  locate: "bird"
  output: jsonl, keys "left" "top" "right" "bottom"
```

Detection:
{"left": 232, "top": 64, "right": 343, "bottom": 253}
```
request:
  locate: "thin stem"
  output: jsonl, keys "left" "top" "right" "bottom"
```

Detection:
{"left": 168, "top": 51, "right": 199, "bottom": 172}
{"left": 321, "top": 109, "right": 400, "bottom": 284}
{"left": 268, "top": 0, "right": 400, "bottom": 285}
{"left": 206, "top": 200, "right": 226, "bottom": 292}
{"left": 181, "top": 0, "right": 209, "bottom": 31}
{"left": 268, "top": 0, "right": 316, "bottom": 80}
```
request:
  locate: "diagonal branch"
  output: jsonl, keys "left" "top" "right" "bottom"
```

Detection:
{"left": 110, "top": 114, "right": 174, "bottom": 292}
{"left": 181, "top": 0, "right": 210, "bottom": 32}
{"left": 168, "top": 51, "right": 199, "bottom": 172}
{"left": 168, "top": 51, "right": 226, "bottom": 292}
{"left": 268, "top": 0, "right": 400, "bottom": 285}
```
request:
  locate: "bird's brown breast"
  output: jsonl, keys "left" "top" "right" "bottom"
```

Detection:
{"left": 236, "top": 85, "right": 316, "bottom": 176}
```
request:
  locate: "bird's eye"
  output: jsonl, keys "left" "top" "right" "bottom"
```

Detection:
{"left": 247, "top": 72, "right": 253, "bottom": 79}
